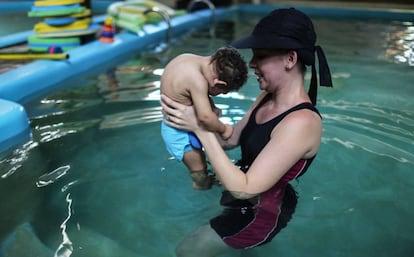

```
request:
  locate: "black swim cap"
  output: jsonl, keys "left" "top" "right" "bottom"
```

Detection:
{"left": 231, "top": 8, "right": 333, "bottom": 105}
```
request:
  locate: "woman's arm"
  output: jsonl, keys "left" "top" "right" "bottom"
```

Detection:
{"left": 160, "top": 94, "right": 321, "bottom": 198}
{"left": 196, "top": 111, "right": 321, "bottom": 197}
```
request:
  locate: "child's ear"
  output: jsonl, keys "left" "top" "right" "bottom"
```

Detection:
{"left": 213, "top": 78, "right": 227, "bottom": 87}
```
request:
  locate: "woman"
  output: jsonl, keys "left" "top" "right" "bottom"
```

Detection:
{"left": 161, "top": 8, "right": 333, "bottom": 257}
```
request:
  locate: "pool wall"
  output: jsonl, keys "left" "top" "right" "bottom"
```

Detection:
{"left": 0, "top": 3, "right": 413, "bottom": 156}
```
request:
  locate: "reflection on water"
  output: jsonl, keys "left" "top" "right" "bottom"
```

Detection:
{"left": 35, "top": 120, "right": 101, "bottom": 143}
{"left": 1, "top": 15, "right": 414, "bottom": 257}
{"left": 100, "top": 106, "right": 163, "bottom": 129}
{"left": 37, "top": 165, "right": 70, "bottom": 188}
{"left": 54, "top": 194, "right": 74, "bottom": 257}
{"left": 322, "top": 100, "right": 414, "bottom": 164}
{"left": 0, "top": 141, "right": 38, "bottom": 179}
{"left": 383, "top": 21, "right": 414, "bottom": 66}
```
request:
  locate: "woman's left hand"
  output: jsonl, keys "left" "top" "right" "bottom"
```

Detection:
{"left": 160, "top": 94, "right": 200, "bottom": 132}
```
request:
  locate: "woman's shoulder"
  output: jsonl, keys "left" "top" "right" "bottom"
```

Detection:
{"left": 283, "top": 105, "right": 321, "bottom": 127}
{"left": 272, "top": 107, "right": 322, "bottom": 158}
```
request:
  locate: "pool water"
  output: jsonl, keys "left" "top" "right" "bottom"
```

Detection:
{"left": 0, "top": 14, "right": 42, "bottom": 37}
{"left": 1, "top": 12, "right": 414, "bottom": 257}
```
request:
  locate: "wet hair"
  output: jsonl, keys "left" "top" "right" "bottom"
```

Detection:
{"left": 210, "top": 46, "right": 248, "bottom": 91}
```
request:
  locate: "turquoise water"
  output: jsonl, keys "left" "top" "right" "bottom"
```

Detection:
{"left": 1, "top": 12, "right": 414, "bottom": 257}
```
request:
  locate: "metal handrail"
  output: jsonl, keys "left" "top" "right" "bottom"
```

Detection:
{"left": 187, "top": 0, "right": 216, "bottom": 24}
{"left": 144, "top": 7, "right": 172, "bottom": 43}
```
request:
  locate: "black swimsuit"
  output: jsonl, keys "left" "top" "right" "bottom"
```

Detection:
{"left": 210, "top": 94, "right": 321, "bottom": 249}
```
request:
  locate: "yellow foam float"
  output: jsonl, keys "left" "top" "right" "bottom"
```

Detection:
{"left": 107, "top": 0, "right": 186, "bottom": 34}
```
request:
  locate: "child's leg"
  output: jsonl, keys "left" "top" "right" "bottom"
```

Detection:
{"left": 182, "top": 149, "right": 211, "bottom": 190}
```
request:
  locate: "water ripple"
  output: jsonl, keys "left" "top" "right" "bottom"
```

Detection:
{"left": 54, "top": 193, "right": 74, "bottom": 257}
{"left": 99, "top": 106, "right": 163, "bottom": 129}
{"left": 34, "top": 120, "right": 100, "bottom": 143}
{"left": 0, "top": 141, "right": 38, "bottom": 178}
{"left": 321, "top": 100, "right": 414, "bottom": 164}
{"left": 36, "top": 165, "right": 70, "bottom": 188}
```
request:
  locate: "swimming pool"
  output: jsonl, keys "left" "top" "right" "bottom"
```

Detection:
{"left": 1, "top": 3, "right": 414, "bottom": 257}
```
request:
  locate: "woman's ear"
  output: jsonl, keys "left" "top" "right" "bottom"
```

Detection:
{"left": 285, "top": 50, "right": 298, "bottom": 70}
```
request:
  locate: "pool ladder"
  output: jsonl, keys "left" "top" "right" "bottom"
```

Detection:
{"left": 187, "top": 0, "right": 216, "bottom": 38}
{"left": 187, "top": 0, "right": 216, "bottom": 23}
{"left": 143, "top": 0, "right": 216, "bottom": 44}
{"left": 144, "top": 7, "right": 172, "bottom": 43}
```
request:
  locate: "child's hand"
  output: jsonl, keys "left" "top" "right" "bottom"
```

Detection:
{"left": 220, "top": 124, "right": 233, "bottom": 140}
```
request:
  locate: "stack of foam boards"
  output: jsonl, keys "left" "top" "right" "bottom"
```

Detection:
{"left": 27, "top": 0, "right": 99, "bottom": 52}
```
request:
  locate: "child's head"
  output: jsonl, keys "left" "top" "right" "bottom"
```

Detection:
{"left": 210, "top": 46, "right": 248, "bottom": 92}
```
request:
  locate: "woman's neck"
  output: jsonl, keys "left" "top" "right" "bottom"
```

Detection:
{"left": 270, "top": 80, "right": 310, "bottom": 109}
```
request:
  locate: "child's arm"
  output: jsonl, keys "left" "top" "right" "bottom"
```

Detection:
{"left": 208, "top": 97, "right": 233, "bottom": 139}
{"left": 191, "top": 89, "right": 229, "bottom": 138}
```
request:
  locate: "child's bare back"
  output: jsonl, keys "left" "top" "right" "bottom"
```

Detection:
{"left": 161, "top": 53, "right": 208, "bottom": 106}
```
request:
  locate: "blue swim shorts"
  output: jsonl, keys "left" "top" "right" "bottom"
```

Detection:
{"left": 161, "top": 121, "right": 202, "bottom": 161}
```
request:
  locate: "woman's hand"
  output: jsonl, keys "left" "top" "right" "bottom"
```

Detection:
{"left": 160, "top": 94, "right": 200, "bottom": 132}
{"left": 220, "top": 124, "right": 233, "bottom": 140}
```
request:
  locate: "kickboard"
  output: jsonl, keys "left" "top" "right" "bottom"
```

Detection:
{"left": 34, "top": 24, "right": 100, "bottom": 38}
{"left": 28, "top": 4, "right": 87, "bottom": 17}
{"left": 34, "top": 0, "right": 85, "bottom": 7}
{"left": 28, "top": 35, "right": 80, "bottom": 51}
{"left": 34, "top": 18, "right": 91, "bottom": 33}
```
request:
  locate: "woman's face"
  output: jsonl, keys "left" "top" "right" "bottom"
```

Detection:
{"left": 249, "top": 49, "right": 288, "bottom": 91}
